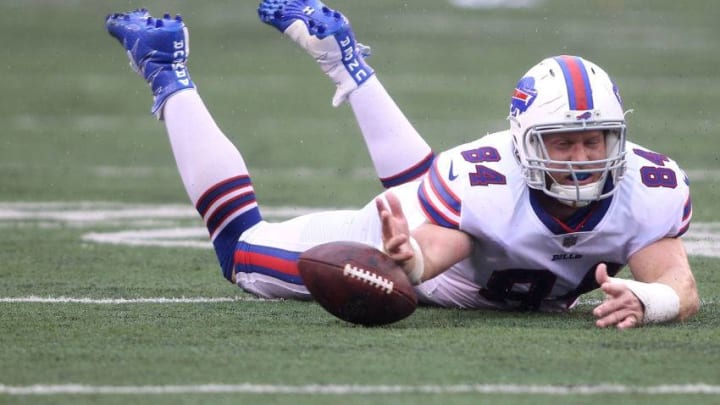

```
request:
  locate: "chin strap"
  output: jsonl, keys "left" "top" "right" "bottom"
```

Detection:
{"left": 548, "top": 181, "right": 603, "bottom": 207}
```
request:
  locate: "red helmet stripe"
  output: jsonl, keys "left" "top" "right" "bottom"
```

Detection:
{"left": 555, "top": 55, "right": 594, "bottom": 111}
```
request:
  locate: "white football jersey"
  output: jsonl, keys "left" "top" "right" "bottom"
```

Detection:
{"left": 391, "top": 130, "right": 692, "bottom": 310}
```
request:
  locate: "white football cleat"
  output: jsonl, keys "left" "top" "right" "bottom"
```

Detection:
{"left": 258, "top": 0, "right": 375, "bottom": 106}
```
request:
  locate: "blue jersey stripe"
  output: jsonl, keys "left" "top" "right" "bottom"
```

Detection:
{"left": 428, "top": 163, "right": 461, "bottom": 215}
{"left": 234, "top": 242, "right": 304, "bottom": 285}
{"left": 418, "top": 185, "right": 459, "bottom": 228}
{"left": 212, "top": 208, "right": 263, "bottom": 281}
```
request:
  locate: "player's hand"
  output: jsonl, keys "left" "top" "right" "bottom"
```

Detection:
{"left": 592, "top": 263, "right": 645, "bottom": 329}
{"left": 375, "top": 192, "right": 415, "bottom": 267}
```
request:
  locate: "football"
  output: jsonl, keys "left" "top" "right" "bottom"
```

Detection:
{"left": 298, "top": 241, "right": 418, "bottom": 326}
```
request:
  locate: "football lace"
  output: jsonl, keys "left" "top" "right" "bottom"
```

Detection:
{"left": 342, "top": 263, "right": 394, "bottom": 294}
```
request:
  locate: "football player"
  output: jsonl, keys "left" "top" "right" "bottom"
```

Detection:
{"left": 105, "top": 0, "right": 699, "bottom": 329}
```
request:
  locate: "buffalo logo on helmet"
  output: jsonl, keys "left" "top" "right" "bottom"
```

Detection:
{"left": 575, "top": 111, "right": 592, "bottom": 120}
{"left": 510, "top": 76, "right": 537, "bottom": 117}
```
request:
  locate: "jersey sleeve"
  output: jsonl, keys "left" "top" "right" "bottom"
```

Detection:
{"left": 627, "top": 145, "right": 692, "bottom": 243}
{"left": 671, "top": 170, "right": 692, "bottom": 237}
{"left": 416, "top": 150, "right": 465, "bottom": 229}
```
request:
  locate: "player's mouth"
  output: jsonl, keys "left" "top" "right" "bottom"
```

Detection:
{"left": 564, "top": 172, "right": 595, "bottom": 184}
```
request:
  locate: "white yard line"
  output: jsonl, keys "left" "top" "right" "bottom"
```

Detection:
{"left": 0, "top": 383, "right": 718, "bottom": 396}
{"left": 0, "top": 201, "right": 328, "bottom": 223}
{"left": 0, "top": 296, "right": 712, "bottom": 306}
{"left": 0, "top": 296, "right": 278, "bottom": 304}
{"left": 2, "top": 201, "right": 719, "bottom": 257}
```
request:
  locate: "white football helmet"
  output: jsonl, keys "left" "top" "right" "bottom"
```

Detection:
{"left": 508, "top": 55, "right": 627, "bottom": 207}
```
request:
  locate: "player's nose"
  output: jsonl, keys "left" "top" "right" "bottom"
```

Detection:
{"left": 568, "top": 143, "right": 590, "bottom": 162}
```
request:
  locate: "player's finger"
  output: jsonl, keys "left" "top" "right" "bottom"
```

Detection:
{"left": 616, "top": 315, "right": 639, "bottom": 330}
{"left": 593, "top": 287, "right": 629, "bottom": 316}
{"left": 593, "top": 299, "right": 617, "bottom": 318}
{"left": 375, "top": 196, "right": 388, "bottom": 216}
{"left": 385, "top": 235, "right": 411, "bottom": 258}
{"left": 598, "top": 312, "right": 637, "bottom": 329}
{"left": 385, "top": 191, "right": 405, "bottom": 219}
{"left": 376, "top": 199, "right": 394, "bottom": 241}
{"left": 595, "top": 262, "right": 609, "bottom": 285}
{"left": 600, "top": 281, "right": 626, "bottom": 297}
{"left": 595, "top": 306, "right": 637, "bottom": 328}
{"left": 593, "top": 284, "right": 631, "bottom": 315}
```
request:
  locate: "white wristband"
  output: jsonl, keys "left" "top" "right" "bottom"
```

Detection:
{"left": 405, "top": 237, "right": 425, "bottom": 285}
{"left": 607, "top": 277, "right": 680, "bottom": 324}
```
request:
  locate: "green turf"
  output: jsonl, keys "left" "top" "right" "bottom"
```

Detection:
{"left": 1, "top": 0, "right": 719, "bottom": 404}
